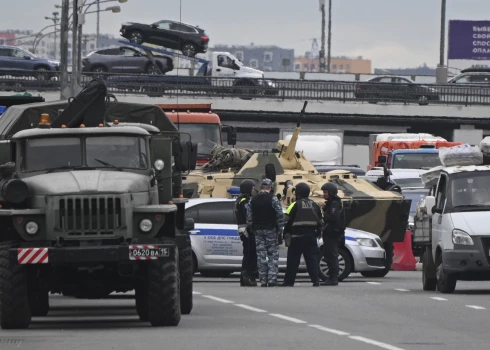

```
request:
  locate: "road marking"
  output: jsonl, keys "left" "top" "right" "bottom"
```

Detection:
{"left": 235, "top": 304, "right": 267, "bottom": 313}
{"left": 394, "top": 289, "right": 410, "bottom": 292}
{"left": 308, "top": 324, "right": 350, "bottom": 336}
{"left": 466, "top": 305, "right": 486, "bottom": 310}
{"left": 192, "top": 291, "right": 201, "bottom": 295}
{"left": 202, "top": 295, "right": 234, "bottom": 303}
{"left": 430, "top": 297, "right": 448, "bottom": 301}
{"left": 349, "top": 336, "right": 406, "bottom": 350}
{"left": 366, "top": 282, "right": 381, "bottom": 285}
{"left": 269, "top": 313, "right": 307, "bottom": 324}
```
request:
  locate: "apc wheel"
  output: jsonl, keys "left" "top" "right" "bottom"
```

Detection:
{"left": 0, "top": 242, "right": 31, "bottom": 329}
{"left": 318, "top": 247, "right": 352, "bottom": 282}
{"left": 179, "top": 244, "right": 193, "bottom": 315}
{"left": 129, "top": 30, "right": 144, "bottom": 44}
{"left": 147, "top": 243, "right": 181, "bottom": 327}
{"left": 361, "top": 242, "right": 393, "bottom": 278}
{"left": 436, "top": 254, "right": 456, "bottom": 294}
{"left": 422, "top": 250, "right": 437, "bottom": 291}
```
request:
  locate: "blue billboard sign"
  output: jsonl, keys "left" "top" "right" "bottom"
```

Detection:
{"left": 448, "top": 20, "right": 490, "bottom": 60}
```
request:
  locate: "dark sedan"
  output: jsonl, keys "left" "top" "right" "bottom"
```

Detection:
{"left": 120, "top": 20, "right": 209, "bottom": 57}
{"left": 81, "top": 46, "right": 173, "bottom": 75}
{"left": 354, "top": 76, "right": 440, "bottom": 105}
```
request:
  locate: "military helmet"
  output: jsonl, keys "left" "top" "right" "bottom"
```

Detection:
{"left": 321, "top": 182, "right": 338, "bottom": 196}
{"left": 240, "top": 179, "right": 255, "bottom": 194}
{"left": 261, "top": 178, "right": 273, "bottom": 187}
{"left": 295, "top": 182, "right": 310, "bottom": 198}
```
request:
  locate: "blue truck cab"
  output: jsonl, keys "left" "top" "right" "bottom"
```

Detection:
{"left": 389, "top": 148, "right": 442, "bottom": 170}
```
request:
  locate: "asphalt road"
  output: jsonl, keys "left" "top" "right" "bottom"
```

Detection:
{"left": 1, "top": 271, "right": 490, "bottom": 350}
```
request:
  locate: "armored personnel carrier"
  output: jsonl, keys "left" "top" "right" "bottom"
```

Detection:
{"left": 0, "top": 79, "right": 197, "bottom": 329}
{"left": 181, "top": 102, "right": 411, "bottom": 276}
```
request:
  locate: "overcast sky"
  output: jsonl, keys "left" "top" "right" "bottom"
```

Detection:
{"left": 2, "top": 0, "right": 490, "bottom": 68}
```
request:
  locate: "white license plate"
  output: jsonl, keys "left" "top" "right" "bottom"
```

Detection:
{"left": 129, "top": 246, "right": 169, "bottom": 260}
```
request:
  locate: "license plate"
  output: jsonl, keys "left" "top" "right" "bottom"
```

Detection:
{"left": 129, "top": 245, "right": 170, "bottom": 260}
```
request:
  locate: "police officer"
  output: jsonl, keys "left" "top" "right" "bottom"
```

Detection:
{"left": 246, "top": 178, "right": 284, "bottom": 287}
{"left": 320, "top": 182, "right": 346, "bottom": 286}
{"left": 235, "top": 179, "right": 257, "bottom": 287}
{"left": 282, "top": 183, "right": 322, "bottom": 287}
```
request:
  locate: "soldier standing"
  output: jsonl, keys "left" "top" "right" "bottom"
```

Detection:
{"left": 320, "top": 182, "right": 346, "bottom": 286}
{"left": 282, "top": 183, "right": 322, "bottom": 287}
{"left": 235, "top": 179, "right": 257, "bottom": 287}
{"left": 246, "top": 178, "right": 284, "bottom": 287}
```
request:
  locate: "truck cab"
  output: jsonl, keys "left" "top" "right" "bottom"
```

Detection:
{"left": 389, "top": 148, "right": 442, "bottom": 170}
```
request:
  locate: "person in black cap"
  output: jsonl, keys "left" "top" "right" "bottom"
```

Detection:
{"left": 282, "top": 182, "right": 322, "bottom": 287}
{"left": 246, "top": 178, "right": 284, "bottom": 287}
{"left": 320, "top": 182, "right": 346, "bottom": 286}
{"left": 235, "top": 179, "right": 257, "bottom": 287}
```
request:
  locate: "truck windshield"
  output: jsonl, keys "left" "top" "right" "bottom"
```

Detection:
{"left": 176, "top": 123, "right": 220, "bottom": 156}
{"left": 450, "top": 172, "right": 490, "bottom": 210}
{"left": 392, "top": 153, "right": 441, "bottom": 169}
{"left": 24, "top": 135, "right": 148, "bottom": 172}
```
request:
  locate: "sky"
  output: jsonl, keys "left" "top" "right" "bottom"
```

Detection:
{"left": 2, "top": 0, "right": 490, "bottom": 69}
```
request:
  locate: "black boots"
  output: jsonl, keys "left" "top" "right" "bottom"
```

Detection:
{"left": 240, "top": 270, "right": 257, "bottom": 287}
{"left": 321, "top": 279, "right": 338, "bottom": 286}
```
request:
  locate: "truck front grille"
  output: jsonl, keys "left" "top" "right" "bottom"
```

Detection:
{"left": 58, "top": 196, "right": 122, "bottom": 236}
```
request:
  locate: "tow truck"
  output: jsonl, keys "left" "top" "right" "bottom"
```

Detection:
{"left": 105, "top": 41, "right": 279, "bottom": 99}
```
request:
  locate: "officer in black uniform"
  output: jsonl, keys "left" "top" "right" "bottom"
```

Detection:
{"left": 320, "top": 182, "right": 346, "bottom": 286}
{"left": 235, "top": 179, "right": 257, "bottom": 287}
{"left": 282, "top": 183, "right": 322, "bottom": 287}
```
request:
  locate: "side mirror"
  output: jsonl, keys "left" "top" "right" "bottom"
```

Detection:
{"left": 184, "top": 217, "right": 195, "bottom": 231}
{"left": 174, "top": 141, "right": 198, "bottom": 172}
{"left": 23, "top": 55, "right": 31, "bottom": 60}
{"left": 265, "top": 163, "right": 276, "bottom": 182}
{"left": 378, "top": 155, "right": 387, "bottom": 164}
{"left": 151, "top": 23, "right": 158, "bottom": 28}
{"left": 425, "top": 195, "right": 436, "bottom": 216}
{"left": 227, "top": 127, "right": 237, "bottom": 146}
{"left": 0, "top": 141, "right": 12, "bottom": 167}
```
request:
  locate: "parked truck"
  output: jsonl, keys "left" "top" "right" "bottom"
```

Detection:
{"left": 0, "top": 79, "right": 198, "bottom": 328}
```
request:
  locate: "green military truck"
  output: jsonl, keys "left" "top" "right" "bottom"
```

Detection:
{"left": 0, "top": 79, "right": 197, "bottom": 329}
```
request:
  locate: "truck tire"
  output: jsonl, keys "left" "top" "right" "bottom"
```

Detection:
{"left": 422, "top": 250, "right": 437, "bottom": 291}
{"left": 147, "top": 243, "right": 181, "bottom": 327}
{"left": 0, "top": 242, "right": 32, "bottom": 329}
{"left": 361, "top": 242, "right": 393, "bottom": 278}
{"left": 28, "top": 281, "right": 49, "bottom": 317}
{"left": 436, "top": 254, "right": 456, "bottom": 294}
{"left": 179, "top": 244, "right": 193, "bottom": 315}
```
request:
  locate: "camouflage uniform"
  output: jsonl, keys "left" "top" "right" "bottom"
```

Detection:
{"left": 246, "top": 179, "right": 284, "bottom": 287}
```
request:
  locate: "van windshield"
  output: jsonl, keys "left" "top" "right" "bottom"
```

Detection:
{"left": 450, "top": 172, "right": 490, "bottom": 211}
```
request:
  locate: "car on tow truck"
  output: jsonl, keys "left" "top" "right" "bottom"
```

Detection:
{"left": 186, "top": 198, "right": 386, "bottom": 282}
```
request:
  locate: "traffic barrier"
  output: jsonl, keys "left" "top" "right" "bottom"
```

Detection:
{"left": 392, "top": 230, "right": 417, "bottom": 271}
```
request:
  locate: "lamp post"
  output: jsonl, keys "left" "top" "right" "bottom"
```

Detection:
{"left": 327, "top": 0, "right": 332, "bottom": 73}
{"left": 319, "top": 0, "right": 326, "bottom": 72}
{"left": 45, "top": 12, "right": 60, "bottom": 59}
{"left": 436, "top": 0, "right": 448, "bottom": 84}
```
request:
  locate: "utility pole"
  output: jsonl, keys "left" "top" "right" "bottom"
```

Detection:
{"left": 319, "top": 0, "right": 326, "bottom": 72}
{"left": 71, "top": 0, "right": 82, "bottom": 95}
{"left": 96, "top": 0, "right": 100, "bottom": 48}
{"left": 327, "top": 0, "right": 332, "bottom": 73}
{"left": 45, "top": 12, "right": 60, "bottom": 59}
{"left": 59, "top": 0, "right": 70, "bottom": 99}
{"left": 77, "top": 2, "right": 85, "bottom": 75}
{"left": 436, "top": 0, "right": 448, "bottom": 84}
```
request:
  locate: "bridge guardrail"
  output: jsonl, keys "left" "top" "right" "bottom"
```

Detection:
{"left": 1, "top": 70, "right": 490, "bottom": 107}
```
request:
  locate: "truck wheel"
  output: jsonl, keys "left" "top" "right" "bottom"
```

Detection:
{"left": 422, "top": 250, "right": 437, "bottom": 291}
{"left": 361, "top": 242, "right": 393, "bottom": 278}
{"left": 28, "top": 281, "right": 49, "bottom": 317}
{"left": 436, "top": 255, "right": 456, "bottom": 294}
{"left": 179, "top": 244, "right": 193, "bottom": 315}
{"left": 147, "top": 243, "right": 181, "bottom": 327}
{"left": 0, "top": 242, "right": 32, "bottom": 329}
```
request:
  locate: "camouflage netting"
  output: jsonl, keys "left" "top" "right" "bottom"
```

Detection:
{"left": 201, "top": 145, "right": 253, "bottom": 172}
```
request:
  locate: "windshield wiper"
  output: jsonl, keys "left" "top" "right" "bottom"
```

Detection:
{"left": 94, "top": 158, "right": 123, "bottom": 171}
{"left": 453, "top": 204, "right": 490, "bottom": 212}
{"left": 45, "top": 166, "right": 94, "bottom": 173}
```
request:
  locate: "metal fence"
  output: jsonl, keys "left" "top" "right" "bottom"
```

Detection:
{"left": 2, "top": 69, "right": 490, "bottom": 106}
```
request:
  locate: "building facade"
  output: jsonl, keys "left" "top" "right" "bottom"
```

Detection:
{"left": 294, "top": 56, "right": 372, "bottom": 74}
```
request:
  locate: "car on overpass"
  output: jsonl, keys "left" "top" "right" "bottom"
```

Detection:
{"left": 0, "top": 45, "right": 59, "bottom": 80}
{"left": 186, "top": 198, "right": 386, "bottom": 281}
{"left": 354, "top": 76, "right": 439, "bottom": 105}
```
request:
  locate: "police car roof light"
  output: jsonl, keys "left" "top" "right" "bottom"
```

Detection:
{"left": 227, "top": 187, "right": 241, "bottom": 197}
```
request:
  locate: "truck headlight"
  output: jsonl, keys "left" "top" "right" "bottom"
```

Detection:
{"left": 154, "top": 159, "right": 164, "bottom": 171}
{"left": 139, "top": 219, "right": 153, "bottom": 233}
{"left": 356, "top": 238, "right": 377, "bottom": 247}
{"left": 452, "top": 229, "right": 474, "bottom": 245}
{"left": 25, "top": 221, "right": 39, "bottom": 235}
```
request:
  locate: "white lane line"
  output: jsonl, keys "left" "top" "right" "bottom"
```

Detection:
{"left": 349, "top": 336, "right": 406, "bottom": 350}
{"left": 202, "top": 295, "right": 234, "bottom": 303}
{"left": 192, "top": 291, "right": 201, "bottom": 295}
{"left": 234, "top": 304, "right": 267, "bottom": 313}
{"left": 308, "top": 324, "right": 350, "bottom": 336}
{"left": 430, "top": 297, "right": 448, "bottom": 301}
{"left": 466, "top": 305, "right": 486, "bottom": 310}
{"left": 394, "top": 288, "right": 410, "bottom": 292}
{"left": 366, "top": 282, "right": 381, "bottom": 285}
{"left": 269, "top": 313, "right": 307, "bottom": 324}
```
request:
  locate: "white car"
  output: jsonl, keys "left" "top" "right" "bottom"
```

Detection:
{"left": 185, "top": 198, "right": 387, "bottom": 281}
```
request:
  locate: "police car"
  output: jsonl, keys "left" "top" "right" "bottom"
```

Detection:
{"left": 186, "top": 198, "right": 386, "bottom": 281}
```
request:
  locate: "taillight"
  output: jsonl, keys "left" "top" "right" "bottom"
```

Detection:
{"left": 201, "top": 36, "right": 209, "bottom": 43}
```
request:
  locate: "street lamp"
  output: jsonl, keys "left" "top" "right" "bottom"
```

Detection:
{"left": 436, "top": 0, "right": 448, "bottom": 84}
{"left": 319, "top": 0, "right": 325, "bottom": 72}
{"left": 45, "top": 12, "right": 60, "bottom": 59}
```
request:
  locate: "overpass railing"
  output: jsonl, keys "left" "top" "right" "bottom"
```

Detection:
{"left": 1, "top": 70, "right": 490, "bottom": 107}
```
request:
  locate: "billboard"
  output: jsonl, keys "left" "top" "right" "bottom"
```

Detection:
{"left": 448, "top": 20, "right": 490, "bottom": 60}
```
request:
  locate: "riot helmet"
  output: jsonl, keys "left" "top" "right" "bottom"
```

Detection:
{"left": 240, "top": 179, "right": 255, "bottom": 195}
{"left": 295, "top": 182, "right": 311, "bottom": 199}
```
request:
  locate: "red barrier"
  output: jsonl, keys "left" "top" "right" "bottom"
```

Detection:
{"left": 392, "top": 230, "right": 417, "bottom": 271}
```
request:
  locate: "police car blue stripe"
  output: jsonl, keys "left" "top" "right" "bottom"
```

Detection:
{"left": 345, "top": 236, "right": 356, "bottom": 242}
{"left": 194, "top": 227, "right": 238, "bottom": 236}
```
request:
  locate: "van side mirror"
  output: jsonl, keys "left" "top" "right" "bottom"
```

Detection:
{"left": 425, "top": 195, "right": 436, "bottom": 216}
{"left": 0, "top": 141, "right": 12, "bottom": 167}
{"left": 377, "top": 156, "right": 387, "bottom": 164}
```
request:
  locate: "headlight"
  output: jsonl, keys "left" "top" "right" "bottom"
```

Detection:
{"left": 452, "top": 229, "right": 474, "bottom": 245}
{"left": 48, "top": 60, "right": 59, "bottom": 65}
{"left": 407, "top": 221, "right": 414, "bottom": 230}
{"left": 356, "top": 238, "right": 377, "bottom": 247}
{"left": 25, "top": 221, "right": 39, "bottom": 235}
{"left": 154, "top": 159, "right": 164, "bottom": 171}
{"left": 139, "top": 219, "right": 153, "bottom": 233}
